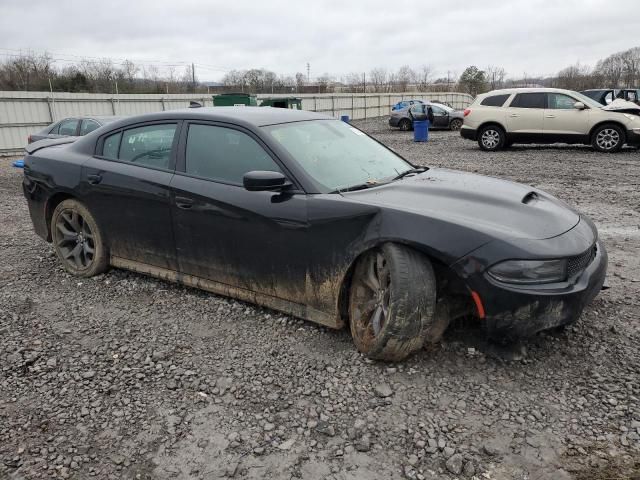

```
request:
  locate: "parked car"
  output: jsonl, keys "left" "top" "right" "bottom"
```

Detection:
{"left": 389, "top": 102, "right": 464, "bottom": 131}
{"left": 581, "top": 88, "right": 640, "bottom": 106}
{"left": 28, "top": 116, "right": 122, "bottom": 144}
{"left": 391, "top": 99, "right": 423, "bottom": 111}
{"left": 22, "top": 107, "right": 607, "bottom": 361}
{"left": 460, "top": 88, "right": 640, "bottom": 152}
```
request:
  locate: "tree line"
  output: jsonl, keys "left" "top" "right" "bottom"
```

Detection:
{"left": 1, "top": 46, "right": 639, "bottom": 95}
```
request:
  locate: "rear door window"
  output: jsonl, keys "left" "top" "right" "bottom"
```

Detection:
{"left": 185, "top": 124, "right": 281, "bottom": 184}
{"left": 101, "top": 124, "right": 178, "bottom": 170}
{"left": 510, "top": 93, "right": 546, "bottom": 109}
{"left": 58, "top": 119, "right": 79, "bottom": 136}
{"left": 480, "top": 94, "right": 510, "bottom": 107}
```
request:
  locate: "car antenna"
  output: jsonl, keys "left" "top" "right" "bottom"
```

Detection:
{"left": 189, "top": 101, "right": 203, "bottom": 108}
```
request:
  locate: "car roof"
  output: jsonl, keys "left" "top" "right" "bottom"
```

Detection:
{"left": 102, "top": 107, "right": 330, "bottom": 128}
{"left": 482, "top": 87, "right": 583, "bottom": 95}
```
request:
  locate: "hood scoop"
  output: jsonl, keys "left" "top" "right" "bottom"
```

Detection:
{"left": 521, "top": 191, "right": 539, "bottom": 204}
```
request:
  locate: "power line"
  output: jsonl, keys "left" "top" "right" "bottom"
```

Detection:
{"left": 0, "top": 48, "right": 232, "bottom": 72}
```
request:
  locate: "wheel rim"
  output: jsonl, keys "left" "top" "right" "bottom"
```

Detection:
{"left": 451, "top": 119, "right": 462, "bottom": 131}
{"left": 400, "top": 120, "right": 410, "bottom": 131}
{"left": 351, "top": 251, "right": 391, "bottom": 346}
{"left": 596, "top": 128, "right": 620, "bottom": 150}
{"left": 55, "top": 209, "right": 95, "bottom": 269}
{"left": 481, "top": 129, "right": 500, "bottom": 148}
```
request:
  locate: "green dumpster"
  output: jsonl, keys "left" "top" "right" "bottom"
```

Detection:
{"left": 259, "top": 97, "right": 303, "bottom": 109}
{"left": 213, "top": 93, "right": 258, "bottom": 107}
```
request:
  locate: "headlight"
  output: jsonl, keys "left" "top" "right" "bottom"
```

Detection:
{"left": 488, "top": 259, "right": 567, "bottom": 284}
{"left": 624, "top": 113, "right": 640, "bottom": 121}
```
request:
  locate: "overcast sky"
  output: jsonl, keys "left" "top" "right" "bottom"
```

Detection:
{"left": 1, "top": 0, "right": 639, "bottom": 82}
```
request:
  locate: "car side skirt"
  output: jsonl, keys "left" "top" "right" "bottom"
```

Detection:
{"left": 110, "top": 256, "right": 343, "bottom": 330}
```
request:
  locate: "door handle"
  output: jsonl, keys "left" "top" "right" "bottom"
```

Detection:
{"left": 509, "top": 113, "right": 520, "bottom": 117}
{"left": 87, "top": 174, "right": 102, "bottom": 184}
{"left": 545, "top": 115, "right": 556, "bottom": 118}
{"left": 175, "top": 196, "right": 194, "bottom": 209}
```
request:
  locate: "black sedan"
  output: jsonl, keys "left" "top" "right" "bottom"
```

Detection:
{"left": 22, "top": 107, "right": 607, "bottom": 361}
{"left": 28, "top": 116, "right": 122, "bottom": 144}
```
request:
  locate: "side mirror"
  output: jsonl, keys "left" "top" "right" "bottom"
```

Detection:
{"left": 574, "top": 102, "right": 586, "bottom": 110}
{"left": 243, "top": 171, "right": 291, "bottom": 192}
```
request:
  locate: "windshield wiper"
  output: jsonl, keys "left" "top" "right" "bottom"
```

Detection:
{"left": 392, "top": 167, "right": 427, "bottom": 181}
{"left": 334, "top": 182, "right": 379, "bottom": 193}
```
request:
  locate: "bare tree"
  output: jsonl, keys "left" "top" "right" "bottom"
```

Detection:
{"left": 415, "top": 65, "right": 433, "bottom": 92}
{"left": 485, "top": 65, "right": 506, "bottom": 90}
{"left": 369, "top": 68, "right": 387, "bottom": 93}
{"left": 396, "top": 65, "right": 416, "bottom": 92}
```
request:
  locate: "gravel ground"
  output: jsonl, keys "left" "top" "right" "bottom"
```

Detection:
{"left": 1, "top": 118, "right": 639, "bottom": 480}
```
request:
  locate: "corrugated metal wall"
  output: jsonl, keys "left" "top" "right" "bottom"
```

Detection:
{"left": 0, "top": 91, "right": 473, "bottom": 155}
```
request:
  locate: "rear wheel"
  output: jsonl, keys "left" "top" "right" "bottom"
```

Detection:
{"left": 399, "top": 119, "right": 412, "bottom": 131}
{"left": 449, "top": 118, "right": 463, "bottom": 131}
{"left": 51, "top": 199, "right": 108, "bottom": 277}
{"left": 591, "top": 124, "right": 625, "bottom": 153}
{"left": 478, "top": 125, "right": 506, "bottom": 151}
{"left": 349, "top": 243, "right": 436, "bottom": 361}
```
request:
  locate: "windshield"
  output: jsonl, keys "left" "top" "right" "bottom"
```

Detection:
{"left": 264, "top": 120, "right": 414, "bottom": 192}
{"left": 569, "top": 91, "right": 604, "bottom": 109}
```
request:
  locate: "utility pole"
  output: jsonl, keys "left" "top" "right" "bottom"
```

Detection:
{"left": 362, "top": 72, "right": 366, "bottom": 93}
{"left": 306, "top": 62, "right": 310, "bottom": 83}
{"left": 192, "top": 63, "right": 196, "bottom": 92}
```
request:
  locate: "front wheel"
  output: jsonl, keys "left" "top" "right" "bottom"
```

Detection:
{"left": 477, "top": 125, "right": 506, "bottom": 151}
{"left": 591, "top": 124, "right": 625, "bottom": 153}
{"left": 449, "top": 118, "right": 463, "bottom": 131}
{"left": 349, "top": 243, "right": 437, "bottom": 361}
{"left": 51, "top": 199, "right": 109, "bottom": 277}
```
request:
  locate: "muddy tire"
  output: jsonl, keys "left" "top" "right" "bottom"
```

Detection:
{"left": 349, "top": 243, "right": 436, "bottom": 361}
{"left": 399, "top": 119, "right": 412, "bottom": 131}
{"left": 51, "top": 199, "right": 109, "bottom": 277}
{"left": 591, "top": 123, "right": 625, "bottom": 153}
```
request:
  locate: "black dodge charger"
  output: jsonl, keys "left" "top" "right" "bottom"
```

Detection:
{"left": 22, "top": 107, "right": 607, "bottom": 361}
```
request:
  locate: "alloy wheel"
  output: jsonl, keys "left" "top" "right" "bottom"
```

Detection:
{"left": 481, "top": 129, "right": 500, "bottom": 149}
{"left": 55, "top": 209, "right": 96, "bottom": 270}
{"left": 596, "top": 128, "right": 620, "bottom": 151}
{"left": 351, "top": 251, "right": 391, "bottom": 347}
{"left": 450, "top": 119, "right": 463, "bottom": 131}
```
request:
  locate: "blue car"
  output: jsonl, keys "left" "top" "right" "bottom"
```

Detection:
{"left": 391, "top": 99, "right": 424, "bottom": 111}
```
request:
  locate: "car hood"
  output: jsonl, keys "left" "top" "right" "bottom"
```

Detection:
{"left": 343, "top": 168, "right": 580, "bottom": 240}
{"left": 602, "top": 99, "right": 640, "bottom": 114}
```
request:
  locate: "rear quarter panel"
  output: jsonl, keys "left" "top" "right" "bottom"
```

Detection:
{"left": 23, "top": 145, "right": 88, "bottom": 241}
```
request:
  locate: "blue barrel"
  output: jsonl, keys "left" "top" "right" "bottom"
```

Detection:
{"left": 12, "top": 159, "right": 24, "bottom": 168}
{"left": 340, "top": 115, "right": 350, "bottom": 123}
{"left": 413, "top": 120, "right": 429, "bottom": 142}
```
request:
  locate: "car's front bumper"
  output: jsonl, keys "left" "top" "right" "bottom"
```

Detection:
{"left": 460, "top": 126, "right": 476, "bottom": 141}
{"left": 626, "top": 128, "right": 640, "bottom": 146}
{"left": 453, "top": 219, "right": 608, "bottom": 339}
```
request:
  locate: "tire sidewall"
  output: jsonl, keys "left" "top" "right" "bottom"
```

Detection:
{"left": 591, "top": 124, "right": 625, "bottom": 153}
{"left": 478, "top": 125, "right": 505, "bottom": 151}
{"left": 349, "top": 244, "right": 436, "bottom": 361}
{"left": 450, "top": 119, "right": 463, "bottom": 131}
{"left": 51, "top": 199, "right": 108, "bottom": 277}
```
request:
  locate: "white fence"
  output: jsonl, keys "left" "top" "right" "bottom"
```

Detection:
{"left": 0, "top": 91, "right": 474, "bottom": 155}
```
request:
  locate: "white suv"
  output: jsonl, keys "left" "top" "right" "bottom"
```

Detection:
{"left": 460, "top": 88, "right": 640, "bottom": 152}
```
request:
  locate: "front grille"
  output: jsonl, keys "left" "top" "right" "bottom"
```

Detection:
{"left": 567, "top": 245, "right": 597, "bottom": 278}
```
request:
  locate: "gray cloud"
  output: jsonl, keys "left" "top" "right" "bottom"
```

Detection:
{"left": 1, "top": 0, "right": 638, "bottom": 81}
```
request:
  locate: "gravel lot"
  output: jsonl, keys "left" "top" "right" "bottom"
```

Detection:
{"left": 1, "top": 118, "right": 639, "bottom": 480}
